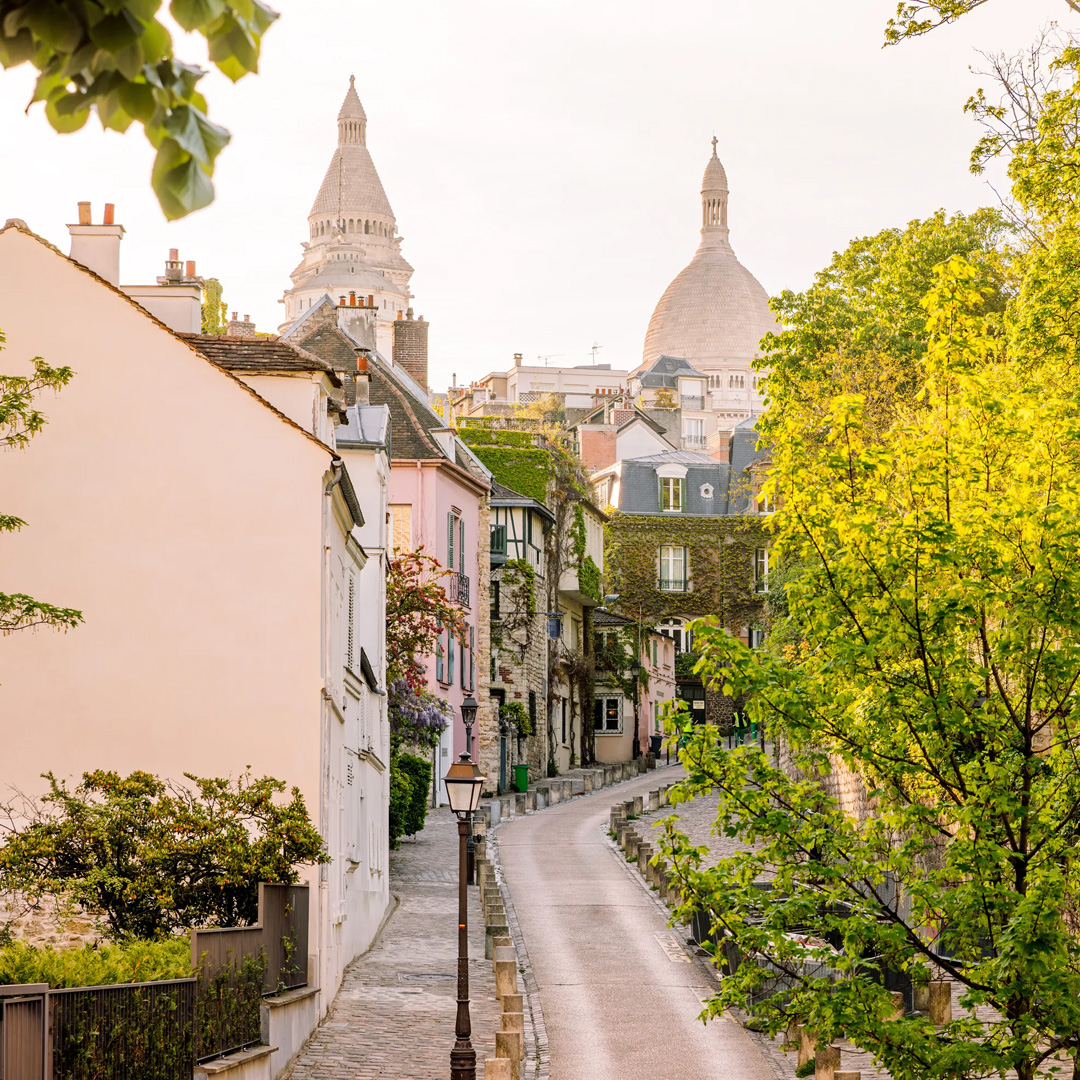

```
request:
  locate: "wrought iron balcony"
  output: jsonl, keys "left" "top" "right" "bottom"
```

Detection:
{"left": 658, "top": 578, "right": 688, "bottom": 593}
{"left": 449, "top": 571, "right": 471, "bottom": 607}
{"left": 680, "top": 395, "right": 705, "bottom": 411}
{"left": 682, "top": 436, "right": 707, "bottom": 449}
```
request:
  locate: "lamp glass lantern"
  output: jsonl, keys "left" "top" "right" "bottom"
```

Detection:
{"left": 443, "top": 754, "right": 485, "bottom": 817}
{"left": 460, "top": 694, "right": 479, "bottom": 741}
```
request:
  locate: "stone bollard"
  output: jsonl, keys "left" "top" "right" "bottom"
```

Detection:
{"left": 485, "top": 924, "right": 510, "bottom": 960}
{"left": 647, "top": 789, "right": 660, "bottom": 812}
{"left": 525, "top": 791, "right": 537, "bottom": 811}
{"left": 604, "top": 765, "right": 615, "bottom": 786}
{"left": 928, "top": 982, "right": 952, "bottom": 1025}
{"left": 912, "top": 984, "right": 929, "bottom": 1012}
{"left": 490, "top": 935, "right": 512, "bottom": 967}
{"left": 514, "top": 793, "right": 527, "bottom": 815}
{"left": 637, "top": 845, "right": 653, "bottom": 877}
{"left": 632, "top": 795, "right": 643, "bottom": 816}
{"left": 485, "top": 1059, "right": 512, "bottom": 1080}
{"left": 494, "top": 947, "right": 518, "bottom": 999}
{"left": 797, "top": 1027, "right": 814, "bottom": 1070}
{"left": 625, "top": 834, "right": 639, "bottom": 861}
{"left": 501, "top": 1011, "right": 524, "bottom": 1034}
{"left": 834, "top": 1073, "right": 862, "bottom": 1080}
{"left": 495, "top": 1031, "right": 523, "bottom": 1080}
{"left": 815, "top": 1044, "right": 841, "bottom": 1080}
{"left": 889, "top": 991, "right": 904, "bottom": 1019}
{"left": 501, "top": 992, "right": 523, "bottom": 1015}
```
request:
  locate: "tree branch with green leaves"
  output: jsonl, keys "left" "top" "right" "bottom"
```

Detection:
{"left": 0, "top": 0, "right": 278, "bottom": 219}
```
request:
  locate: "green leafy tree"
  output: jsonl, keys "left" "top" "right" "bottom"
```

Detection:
{"left": 0, "top": 769, "right": 327, "bottom": 938}
{"left": 659, "top": 258, "right": 1080, "bottom": 1080}
{"left": 1, "top": 330, "right": 82, "bottom": 634}
{"left": 200, "top": 277, "right": 226, "bottom": 335}
{"left": 885, "top": 1, "right": 1080, "bottom": 44}
{"left": 0, "top": 0, "right": 278, "bottom": 219}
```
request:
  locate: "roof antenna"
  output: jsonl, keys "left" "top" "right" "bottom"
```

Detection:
{"left": 590, "top": 342, "right": 603, "bottom": 363}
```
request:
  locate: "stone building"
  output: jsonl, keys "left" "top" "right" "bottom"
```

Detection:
{"left": 636, "top": 141, "right": 777, "bottom": 429}
{"left": 279, "top": 78, "right": 415, "bottom": 357}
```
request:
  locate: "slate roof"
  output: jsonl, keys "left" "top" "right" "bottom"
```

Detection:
{"left": 599, "top": 420, "right": 768, "bottom": 517}
{"left": 636, "top": 355, "right": 705, "bottom": 389}
{"left": 337, "top": 403, "right": 391, "bottom": 451}
{"left": 183, "top": 334, "right": 342, "bottom": 387}
{"left": 593, "top": 609, "right": 633, "bottom": 628}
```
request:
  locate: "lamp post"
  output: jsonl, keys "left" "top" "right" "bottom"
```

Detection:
{"left": 444, "top": 752, "right": 486, "bottom": 1080}
{"left": 629, "top": 658, "right": 642, "bottom": 759}
{"left": 460, "top": 695, "right": 479, "bottom": 884}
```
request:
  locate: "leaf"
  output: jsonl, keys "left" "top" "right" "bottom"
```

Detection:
{"left": 151, "top": 136, "right": 214, "bottom": 219}
{"left": 169, "top": 0, "right": 226, "bottom": 32}
{"left": 88, "top": 11, "right": 144, "bottom": 53}
{"left": 117, "top": 79, "right": 157, "bottom": 121}
{"left": 0, "top": 28, "right": 39, "bottom": 68}
{"left": 24, "top": 0, "right": 84, "bottom": 54}
{"left": 162, "top": 102, "right": 229, "bottom": 166}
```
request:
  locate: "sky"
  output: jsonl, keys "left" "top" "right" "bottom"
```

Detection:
{"left": 0, "top": 0, "right": 1070, "bottom": 392}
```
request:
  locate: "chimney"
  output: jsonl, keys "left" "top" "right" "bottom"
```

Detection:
{"left": 349, "top": 291, "right": 356, "bottom": 306}
{"left": 185, "top": 260, "right": 196, "bottom": 277}
{"left": 513, "top": 352, "right": 523, "bottom": 366}
{"left": 226, "top": 312, "right": 256, "bottom": 337}
{"left": 392, "top": 307, "right": 429, "bottom": 390}
{"left": 103, "top": 203, "right": 115, "bottom": 225}
{"left": 67, "top": 202, "right": 124, "bottom": 285}
{"left": 355, "top": 353, "right": 370, "bottom": 405}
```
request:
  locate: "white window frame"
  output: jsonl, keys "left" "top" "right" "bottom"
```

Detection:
{"left": 659, "top": 545, "right": 687, "bottom": 592}
{"left": 593, "top": 695, "right": 623, "bottom": 734}
{"left": 754, "top": 548, "right": 770, "bottom": 593}
{"left": 660, "top": 476, "right": 683, "bottom": 512}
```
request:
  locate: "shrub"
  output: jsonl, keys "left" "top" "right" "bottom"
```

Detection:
{"left": 395, "top": 753, "right": 432, "bottom": 838}
{"left": 0, "top": 770, "right": 328, "bottom": 939}
{"left": 388, "top": 762, "right": 414, "bottom": 850}
{"left": 0, "top": 938, "right": 191, "bottom": 987}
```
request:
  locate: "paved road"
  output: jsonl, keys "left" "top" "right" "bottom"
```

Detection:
{"left": 498, "top": 767, "right": 777, "bottom": 1080}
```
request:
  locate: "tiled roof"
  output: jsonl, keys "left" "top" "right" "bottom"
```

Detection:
{"left": 183, "top": 334, "right": 341, "bottom": 386}
{"left": 637, "top": 355, "right": 704, "bottom": 388}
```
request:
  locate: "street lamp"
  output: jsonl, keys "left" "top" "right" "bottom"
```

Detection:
{"left": 459, "top": 694, "right": 480, "bottom": 886}
{"left": 460, "top": 694, "right": 479, "bottom": 757}
{"left": 444, "top": 752, "right": 485, "bottom": 1080}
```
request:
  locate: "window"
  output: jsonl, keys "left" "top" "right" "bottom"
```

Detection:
{"left": 700, "top": 483, "right": 714, "bottom": 500}
{"left": 683, "top": 418, "right": 704, "bottom": 447}
{"left": 346, "top": 575, "right": 355, "bottom": 672}
{"left": 658, "top": 617, "right": 693, "bottom": 654}
{"left": 756, "top": 489, "right": 774, "bottom": 514}
{"left": 659, "top": 545, "right": 687, "bottom": 592}
{"left": 561, "top": 698, "right": 568, "bottom": 744}
{"left": 491, "top": 524, "right": 507, "bottom": 556}
{"left": 653, "top": 701, "right": 660, "bottom": 733}
{"left": 651, "top": 637, "right": 658, "bottom": 666}
{"left": 447, "top": 629, "right": 455, "bottom": 684}
{"left": 436, "top": 628, "right": 444, "bottom": 682}
{"left": 491, "top": 581, "right": 501, "bottom": 620}
{"left": 596, "top": 628, "right": 620, "bottom": 651}
{"left": 593, "top": 696, "right": 622, "bottom": 733}
{"left": 754, "top": 548, "right": 770, "bottom": 593}
{"left": 660, "top": 477, "right": 683, "bottom": 512}
{"left": 749, "top": 627, "right": 766, "bottom": 649}
{"left": 389, "top": 504, "right": 411, "bottom": 554}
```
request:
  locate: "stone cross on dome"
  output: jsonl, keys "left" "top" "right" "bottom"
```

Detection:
{"left": 711, "top": 135, "right": 718, "bottom": 155}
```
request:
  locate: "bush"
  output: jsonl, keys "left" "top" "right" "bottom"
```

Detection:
{"left": 0, "top": 770, "right": 328, "bottom": 939}
{"left": 0, "top": 938, "right": 191, "bottom": 987}
{"left": 396, "top": 753, "right": 432, "bottom": 839}
{"left": 388, "top": 762, "right": 414, "bottom": 850}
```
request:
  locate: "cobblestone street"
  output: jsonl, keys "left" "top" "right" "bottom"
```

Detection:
{"left": 282, "top": 808, "right": 499, "bottom": 1080}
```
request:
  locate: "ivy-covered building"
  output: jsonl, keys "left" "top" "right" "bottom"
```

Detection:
{"left": 595, "top": 418, "right": 771, "bottom": 727}
{"left": 459, "top": 419, "right": 608, "bottom": 775}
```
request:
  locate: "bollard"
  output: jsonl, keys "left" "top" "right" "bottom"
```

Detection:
{"left": 525, "top": 791, "right": 537, "bottom": 811}
{"left": 501, "top": 1011, "right": 524, "bottom": 1034}
{"left": 485, "top": 924, "right": 510, "bottom": 960}
{"left": 647, "top": 790, "right": 660, "bottom": 812}
{"left": 501, "top": 992, "right": 523, "bottom": 1015}
{"left": 485, "top": 1059, "right": 511, "bottom": 1080}
{"left": 494, "top": 947, "right": 518, "bottom": 999}
{"left": 625, "top": 834, "right": 639, "bottom": 861}
{"left": 889, "top": 991, "right": 904, "bottom": 1019}
{"left": 495, "top": 1031, "right": 523, "bottom": 1080}
{"left": 928, "top": 982, "right": 952, "bottom": 1025}
{"left": 815, "top": 1044, "right": 841, "bottom": 1080}
{"left": 913, "top": 984, "right": 929, "bottom": 1012}
{"left": 797, "top": 1027, "right": 814, "bottom": 1070}
{"left": 632, "top": 795, "right": 643, "bottom": 816}
{"left": 490, "top": 935, "right": 512, "bottom": 967}
{"left": 834, "top": 1073, "right": 862, "bottom": 1080}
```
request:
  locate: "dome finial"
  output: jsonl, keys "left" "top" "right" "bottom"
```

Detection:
{"left": 349, "top": 74, "right": 355, "bottom": 88}
{"left": 711, "top": 135, "right": 718, "bottom": 157}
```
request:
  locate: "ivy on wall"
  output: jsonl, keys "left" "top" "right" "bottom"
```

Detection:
{"left": 579, "top": 556, "right": 601, "bottom": 604}
{"left": 459, "top": 427, "right": 536, "bottom": 449}
{"left": 604, "top": 512, "right": 769, "bottom": 633}
{"left": 467, "top": 445, "right": 551, "bottom": 502}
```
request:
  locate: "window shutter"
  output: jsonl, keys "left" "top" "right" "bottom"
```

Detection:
{"left": 347, "top": 576, "right": 355, "bottom": 671}
{"left": 448, "top": 631, "right": 455, "bottom": 684}
{"left": 436, "top": 628, "right": 444, "bottom": 682}
{"left": 460, "top": 518, "right": 466, "bottom": 571}
{"left": 447, "top": 512, "right": 455, "bottom": 569}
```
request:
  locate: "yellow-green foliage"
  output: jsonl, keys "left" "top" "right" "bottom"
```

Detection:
{"left": 0, "top": 938, "right": 191, "bottom": 987}
{"left": 468, "top": 445, "right": 551, "bottom": 502}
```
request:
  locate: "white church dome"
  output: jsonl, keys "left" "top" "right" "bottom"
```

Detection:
{"left": 642, "top": 142, "right": 775, "bottom": 369}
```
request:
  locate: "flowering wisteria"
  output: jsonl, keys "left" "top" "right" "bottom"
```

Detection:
{"left": 388, "top": 678, "right": 452, "bottom": 752}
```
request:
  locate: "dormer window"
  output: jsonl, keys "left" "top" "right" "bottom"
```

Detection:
{"left": 660, "top": 477, "right": 683, "bottom": 512}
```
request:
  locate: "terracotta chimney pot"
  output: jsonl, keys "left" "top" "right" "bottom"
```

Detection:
{"left": 103, "top": 203, "right": 114, "bottom": 225}
{"left": 231, "top": 311, "right": 237, "bottom": 320}
{"left": 77, "top": 202, "right": 91, "bottom": 225}
{"left": 357, "top": 355, "right": 368, "bottom": 373}
{"left": 367, "top": 295, "right": 374, "bottom": 306}
{"left": 349, "top": 291, "right": 356, "bottom": 305}
{"left": 169, "top": 247, "right": 178, "bottom": 261}
{"left": 185, "top": 260, "right": 195, "bottom": 276}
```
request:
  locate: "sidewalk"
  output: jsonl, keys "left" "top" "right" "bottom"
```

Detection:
{"left": 282, "top": 808, "right": 500, "bottom": 1080}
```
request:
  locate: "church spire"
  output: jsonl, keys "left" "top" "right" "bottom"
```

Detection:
{"left": 337, "top": 75, "right": 367, "bottom": 145}
{"left": 700, "top": 137, "right": 731, "bottom": 251}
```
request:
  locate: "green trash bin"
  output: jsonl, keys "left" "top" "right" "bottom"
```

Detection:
{"left": 514, "top": 763, "right": 529, "bottom": 793}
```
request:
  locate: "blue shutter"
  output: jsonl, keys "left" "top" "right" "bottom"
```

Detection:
{"left": 447, "top": 513, "right": 455, "bottom": 569}
{"left": 448, "top": 630, "right": 455, "bottom": 684}
{"left": 436, "top": 626, "right": 444, "bottom": 682}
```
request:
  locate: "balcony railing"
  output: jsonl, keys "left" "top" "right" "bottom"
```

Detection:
{"left": 680, "top": 395, "right": 705, "bottom": 410}
{"left": 658, "top": 578, "right": 688, "bottom": 593}
{"left": 449, "top": 571, "right": 471, "bottom": 607}
{"left": 682, "top": 436, "right": 707, "bottom": 449}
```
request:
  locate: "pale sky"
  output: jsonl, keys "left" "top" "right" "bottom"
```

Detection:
{"left": 0, "top": 0, "right": 1068, "bottom": 392}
